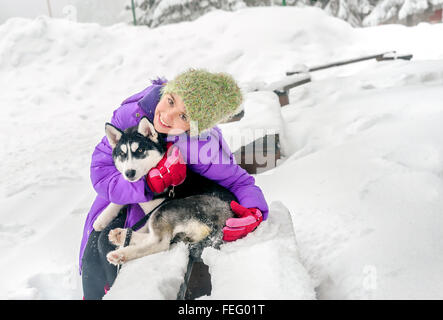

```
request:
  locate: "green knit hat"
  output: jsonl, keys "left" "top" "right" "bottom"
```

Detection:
{"left": 161, "top": 68, "right": 243, "bottom": 135}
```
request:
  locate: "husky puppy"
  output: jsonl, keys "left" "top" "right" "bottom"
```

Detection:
{"left": 96, "top": 116, "right": 235, "bottom": 266}
{"left": 92, "top": 117, "right": 167, "bottom": 232}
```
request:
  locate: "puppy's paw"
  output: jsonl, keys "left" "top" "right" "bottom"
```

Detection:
{"left": 107, "top": 250, "right": 126, "bottom": 265}
{"left": 108, "top": 228, "right": 126, "bottom": 246}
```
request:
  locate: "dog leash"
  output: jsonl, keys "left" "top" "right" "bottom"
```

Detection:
{"left": 129, "top": 187, "right": 175, "bottom": 233}
{"left": 116, "top": 187, "right": 175, "bottom": 273}
{"left": 116, "top": 197, "right": 170, "bottom": 274}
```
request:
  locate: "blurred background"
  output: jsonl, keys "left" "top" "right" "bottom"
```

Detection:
{"left": 1, "top": 0, "right": 442, "bottom": 27}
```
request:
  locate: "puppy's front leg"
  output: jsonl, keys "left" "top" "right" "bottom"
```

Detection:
{"left": 139, "top": 198, "right": 166, "bottom": 214}
{"left": 137, "top": 198, "right": 166, "bottom": 232}
{"left": 93, "top": 203, "right": 124, "bottom": 231}
{"left": 108, "top": 228, "right": 151, "bottom": 247}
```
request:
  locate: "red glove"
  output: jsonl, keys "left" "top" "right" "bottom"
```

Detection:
{"left": 223, "top": 201, "right": 263, "bottom": 242}
{"left": 146, "top": 142, "right": 186, "bottom": 193}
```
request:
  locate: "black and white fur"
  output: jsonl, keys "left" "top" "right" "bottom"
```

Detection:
{"left": 94, "top": 117, "right": 235, "bottom": 266}
{"left": 92, "top": 117, "right": 167, "bottom": 232}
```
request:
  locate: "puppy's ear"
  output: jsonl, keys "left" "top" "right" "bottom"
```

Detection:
{"left": 105, "top": 123, "right": 123, "bottom": 149}
{"left": 138, "top": 116, "right": 158, "bottom": 142}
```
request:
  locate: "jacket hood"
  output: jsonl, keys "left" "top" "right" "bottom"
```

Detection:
{"left": 137, "top": 77, "right": 168, "bottom": 119}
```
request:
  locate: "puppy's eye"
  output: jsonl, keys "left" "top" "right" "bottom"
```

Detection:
{"left": 137, "top": 148, "right": 144, "bottom": 153}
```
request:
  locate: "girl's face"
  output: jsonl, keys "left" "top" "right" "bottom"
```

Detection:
{"left": 154, "top": 93, "right": 190, "bottom": 135}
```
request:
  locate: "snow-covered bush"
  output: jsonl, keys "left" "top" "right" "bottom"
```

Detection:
{"left": 130, "top": 0, "right": 443, "bottom": 28}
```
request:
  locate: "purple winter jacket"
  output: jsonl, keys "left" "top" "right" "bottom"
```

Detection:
{"left": 79, "top": 78, "right": 269, "bottom": 272}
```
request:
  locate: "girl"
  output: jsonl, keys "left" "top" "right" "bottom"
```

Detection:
{"left": 80, "top": 68, "right": 269, "bottom": 299}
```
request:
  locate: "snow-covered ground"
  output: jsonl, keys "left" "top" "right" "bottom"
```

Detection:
{"left": 1, "top": 6, "right": 443, "bottom": 299}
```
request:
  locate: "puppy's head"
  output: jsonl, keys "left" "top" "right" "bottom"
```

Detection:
{"left": 105, "top": 117, "right": 167, "bottom": 182}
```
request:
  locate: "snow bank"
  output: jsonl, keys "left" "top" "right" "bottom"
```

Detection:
{"left": 218, "top": 91, "right": 287, "bottom": 153}
{"left": 1, "top": 183, "right": 92, "bottom": 299}
{"left": 200, "top": 201, "right": 315, "bottom": 300}
{"left": 255, "top": 60, "right": 443, "bottom": 299}
{"left": 104, "top": 243, "right": 190, "bottom": 300}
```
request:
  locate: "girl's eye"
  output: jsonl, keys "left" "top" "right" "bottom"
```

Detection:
{"left": 168, "top": 98, "right": 174, "bottom": 106}
{"left": 180, "top": 114, "right": 188, "bottom": 122}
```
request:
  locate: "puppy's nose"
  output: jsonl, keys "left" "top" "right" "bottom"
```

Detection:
{"left": 125, "top": 169, "right": 136, "bottom": 179}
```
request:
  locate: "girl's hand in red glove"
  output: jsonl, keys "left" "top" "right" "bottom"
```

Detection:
{"left": 146, "top": 142, "right": 186, "bottom": 194}
{"left": 223, "top": 201, "right": 263, "bottom": 242}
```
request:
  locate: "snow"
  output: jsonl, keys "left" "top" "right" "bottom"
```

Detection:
{"left": 363, "top": 0, "right": 404, "bottom": 26}
{"left": 399, "top": 0, "right": 429, "bottom": 20}
{"left": 256, "top": 68, "right": 443, "bottom": 298}
{"left": 104, "top": 242, "right": 190, "bottom": 300}
{"left": 363, "top": 0, "right": 443, "bottom": 26}
{"left": 199, "top": 202, "right": 316, "bottom": 300}
{"left": 0, "top": 0, "right": 131, "bottom": 25}
{"left": 219, "top": 91, "right": 286, "bottom": 153}
{"left": 1, "top": 5, "right": 443, "bottom": 299}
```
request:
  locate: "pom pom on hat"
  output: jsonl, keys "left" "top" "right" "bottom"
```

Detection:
{"left": 161, "top": 68, "right": 243, "bottom": 135}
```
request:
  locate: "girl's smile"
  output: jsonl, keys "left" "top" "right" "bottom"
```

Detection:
{"left": 158, "top": 114, "right": 172, "bottom": 128}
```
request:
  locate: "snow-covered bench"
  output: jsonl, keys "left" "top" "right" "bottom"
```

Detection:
{"left": 256, "top": 51, "right": 414, "bottom": 107}
{"left": 104, "top": 202, "right": 316, "bottom": 300}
